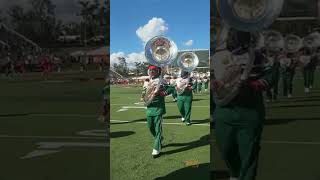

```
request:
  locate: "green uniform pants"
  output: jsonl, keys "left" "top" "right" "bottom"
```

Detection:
{"left": 193, "top": 84, "right": 198, "bottom": 93}
{"left": 310, "top": 68, "right": 316, "bottom": 87}
{"left": 172, "top": 88, "right": 177, "bottom": 100}
{"left": 282, "top": 68, "right": 295, "bottom": 96}
{"left": 303, "top": 67, "right": 314, "bottom": 88}
{"left": 205, "top": 82, "right": 209, "bottom": 91}
{"left": 198, "top": 83, "right": 202, "bottom": 92}
{"left": 266, "top": 69, "right": 280, "bottom": 100}
{"left": 177, "top": 96, "right": 192, "bottom": 123}
{"left": 215, "top": 107, "right": 264, "bottom": 180}
{"left": 147, "top": 115, "right": 163, "bottom": 150}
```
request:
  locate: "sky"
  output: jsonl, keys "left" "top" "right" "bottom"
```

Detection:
{"left": 110, "top": 0, "right": 210, "bottom": 68}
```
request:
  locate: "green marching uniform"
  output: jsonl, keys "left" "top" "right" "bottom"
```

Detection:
{"left": 303, "top": 60, "right": 313, "bottom": 91}
{"left": 170, "top": 77, "right": 178, "bottom": 102}
{"left": 300, "top": 47, "right": 313, "bottom": 92}
{"left": 214, "top": 47, "right": 274, "bottom": 180}
{"left": 192, "top": 78, "right": 198, "bottom": 93}
{"left": 204, "top": 77, "right": 209, "bottom": 92}
{"left": 309, "top": 54, "right": 318, "bottom": 88}
{"left": 266, "top": 55, "right": 281, "bottom": 101}
{"left": 281, "top": 53, "right": 297, "bottom": 97}
{"left": 143, "top": 66, "right": 174, "bottom": 157}
{"left": 176, "top": 71, "right": 193, "bottom": 125}
{"left": 197, "top": 79, "right": 203, "bottom": 93}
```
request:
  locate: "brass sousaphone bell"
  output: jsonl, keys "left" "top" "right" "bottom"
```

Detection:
{"left": 175, "top": 51, "right": 199, "bottom": 95}
{"left": 264, "top": 30, "right": 284, "bottom": 53}
{"left": 263, "top": 30, "right": 284, "bottom": 66}
{"left": 285, "top": 34, "right": 302, "bottom": 53}
{"left": 299, "top": 32, "right": 320, "bottom": 67}
{"left": 283, "top": 34, "right": 302, "bottom": 67}
{"left": 143, "top": 36, "right": 178, "bottom": 106}
{"left": 212, "top": 0, "right": 284, "bottom": 106}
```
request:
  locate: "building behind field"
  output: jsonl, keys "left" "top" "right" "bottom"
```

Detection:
{"left": 271, "top": 0, "right": 320, "bottom": 36}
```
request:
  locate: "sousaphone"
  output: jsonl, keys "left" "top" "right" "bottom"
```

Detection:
{"left": 300, "top": 32, "right": 320, "bottom": 66}
{"left": 176, "top": 51, "right": 199, "bottom": 95}
{"left": 143, "top": 36, "right": 178, "bottom": 106}
{"left": 264, "top": 30, "right": 284, "bottom": 66}
{"left": 212, "top": 0, "right": 284, "bottom": 106}
{"left": 283, "top": 34, "right": 302, "bottom": 67}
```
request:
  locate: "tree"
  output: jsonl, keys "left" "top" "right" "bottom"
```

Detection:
{"left": 78, "top": 0, "right": 98, "bottom": 46}
{"left": 61, "top": 22, "right": 81, "bottom": 35}
{"left": 134, "top": 62, "right": 149, "bottom": 76}
{"left": 7, "top": 0, "right": 61, "bottom": 47}
{"left": 31, "top": 0, "right": 56, "bottom": 19}
{"left": 112, "top": 57, "right": 129, "bottom": 77}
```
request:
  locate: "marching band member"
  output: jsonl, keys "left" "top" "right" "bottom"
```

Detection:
{"left": 192, "top": 76, "right": 198, "bottom": 94}
{"left": 197, "top": 78, "right": 203, "bottom": 93}
{"left": 265, "top": 49, "right": 281, "bottom": 101}
{"left": 214, "top": 31, "right": 274, "bottom": 180}
{"left": 140, "top": 78, "right": 150, "bottom": 101}
{"left": 176, "top": 70, "right": 193, "bottom": 126}
{"left": 204, "top": 76, "right": 209, "bottom": 92}
{"left": 309, "top": 47, "right": 320, "bottom": 88}
{"left": 300, "top": 46, "right": 313, "bottom": 93}
{"left": 280, "top": 51, "right": 298, "bottom": 98}
{"left": 170, "top": 75, "right": 178, "bottom": 102}
{"left": 143, "top": 65, "right": 174, "bottom": 158}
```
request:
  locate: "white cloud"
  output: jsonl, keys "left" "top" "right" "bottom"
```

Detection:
{"left": 184, "top": 40, "right": 193, "bottom": 46}
{"left": 110, "top": 51, "right": 146, "bottom": 69}
{"left": 136, "top": 17, "right": 168, "bottom": 43}
{"left": 126, "top": 52, "right": 147, "bottom": 65}
{"left": 110, "top": 52, "right": 126, "bottom": 65}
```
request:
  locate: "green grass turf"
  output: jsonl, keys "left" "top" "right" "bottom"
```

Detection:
{"left": 0, "top": 72, "right": 108, "bottom": 180}
{"left": 110, "top": 85, "right": 210, "bottom": 180}
{"left": 211, "top": 70, "right": 320, "bottom": 180}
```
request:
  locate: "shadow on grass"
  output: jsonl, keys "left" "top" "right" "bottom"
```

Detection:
{"left": 267, "top": 104, "right": 320, "bottom": 108}
{"left": 164, "top": 115, "right": 182, "bottom": 120}
{"left": 273, "top": 97, "right": 320, "bottom": 103}
{"left": 154, "top": 163, "right": 210, "bottom": 180}
{"left": 110, "top": 118, "right": 145, "bottom": 125}
{"left": 264, "top": 117, "right": 320, "bottom": 126}
{"left": 192, "top": 119, "right": 210, "bottom": 124}
{"left": 111, "top": 117, "right": 210, "bottom": 125}
{"left": 161, "top": 135, "right": 209, "bottom": 156}
{"left": 212, "top": 170, "right": 230, "bottom": 180}
{"left": 0, "top": 113, "right": 31, "bottom": 117}
{"left": 110, "top": 131, "right": 135, "bottom": 138}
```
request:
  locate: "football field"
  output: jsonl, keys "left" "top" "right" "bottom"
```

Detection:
{"left": 211, "top": 70, "right": 320, "bottom": 180}
{"left": 110, "top": 85, "right": 210, "bottom": 180}
{"left": 0, "top": 72, "right": 108, "bottom": 180}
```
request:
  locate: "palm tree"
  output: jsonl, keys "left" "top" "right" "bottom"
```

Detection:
{"left": 78, "top": 0, "right": 97, "bottom": 46}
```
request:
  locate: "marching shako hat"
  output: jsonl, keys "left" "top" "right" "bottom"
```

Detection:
{"left": 148, "top": 65, "right": 161, "bottom": 77}
{"left": 148, "top": 65, "right": 160, "bottom": 70}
